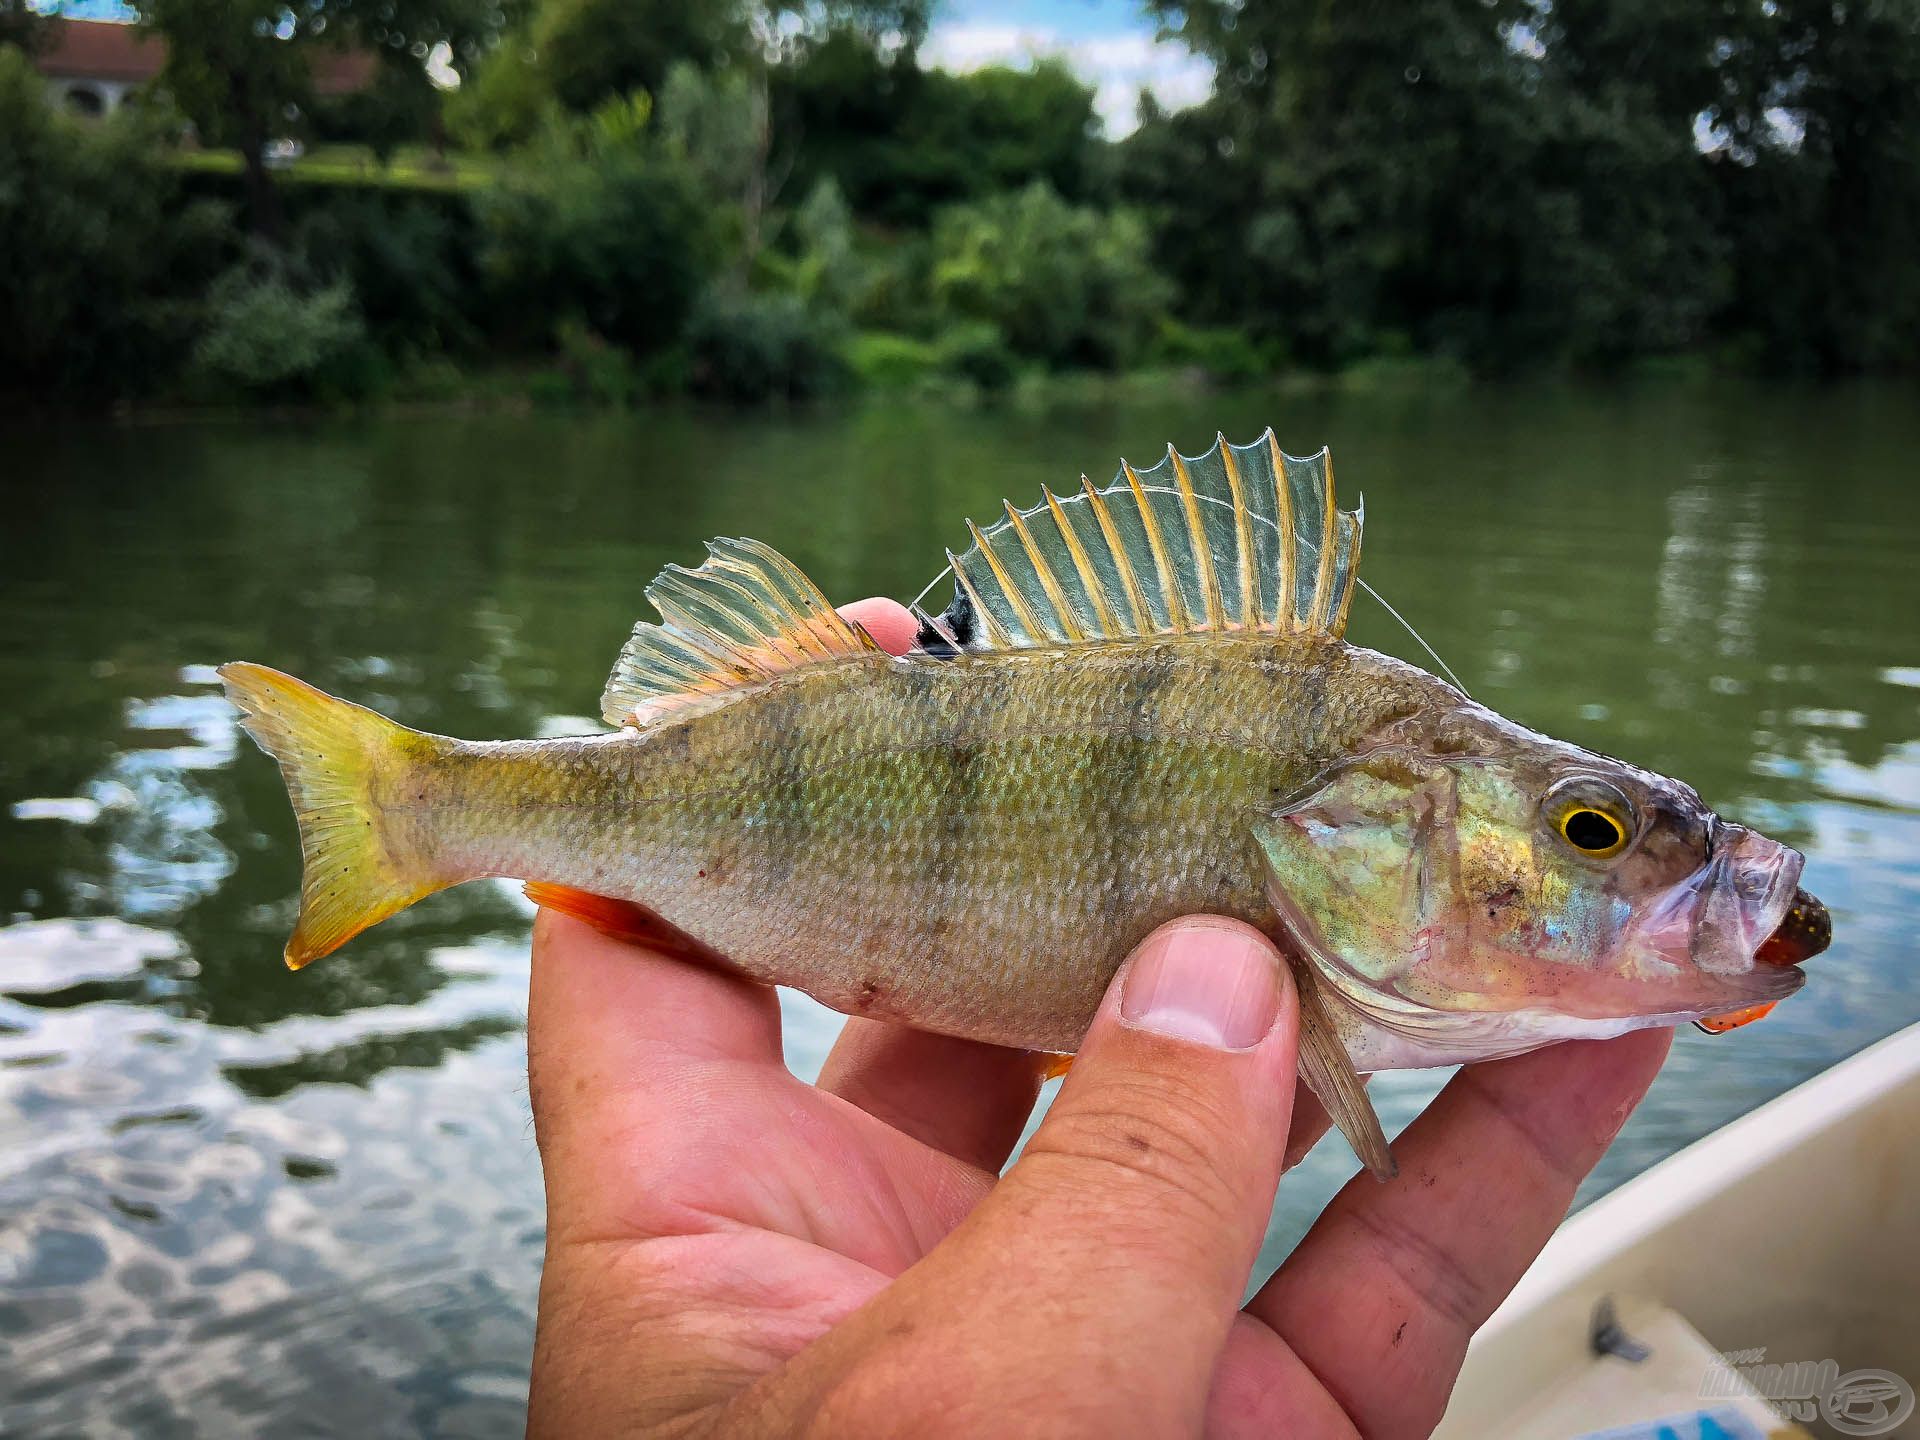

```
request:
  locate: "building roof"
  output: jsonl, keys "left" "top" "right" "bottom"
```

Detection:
{"left": 36, "top": 18, "right": 165, "bottom": 84}
{"left": 34, "top": 18, "right": 378, "bottom": 96}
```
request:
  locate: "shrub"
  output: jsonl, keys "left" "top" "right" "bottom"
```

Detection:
{"left": 476, "top": 138, "right": 711, "bottom": 355}
{"left": 191, "top": 259, "right": 370, "bottom": 398}
{"left": 687, "top": 290, "right": 850, "bottom": 403}
{"left": 554, "top": 317, "right": 641, "bottom": 405}
{"left": 1148, "top": 319, "right": 1270, "bottom": 383}
{"left": 936, "top": 322, "right": 1017, "bottom": 392}
{"left": 930, "top": 182, "right": 1172, "bottom": 369}
{"left": 293, "top": 191, "right": 481, "bottom": 354}
{"left": 846, "top": 330, "right": 942, "bottom": 389}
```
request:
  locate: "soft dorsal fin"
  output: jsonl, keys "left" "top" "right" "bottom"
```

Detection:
{"left": 601, "top": 537, "right": 882, "bottom": 726}
{"left": 916, "top": 430, "right": 1362, "bottom": 652}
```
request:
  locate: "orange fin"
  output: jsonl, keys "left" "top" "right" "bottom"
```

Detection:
{"left": 1696, "top": 1002, "right": 1778, "bottom": 1035}
{"left": 525, "top": 883, "right": 731, "bottom": 969}
{"left": 1036, "top": 1053, "right": 1074, "bottom": 1082}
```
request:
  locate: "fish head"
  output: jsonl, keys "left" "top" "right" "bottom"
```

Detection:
{"left": 1256, "top": 731, "right": 1828, "bottom": 1064}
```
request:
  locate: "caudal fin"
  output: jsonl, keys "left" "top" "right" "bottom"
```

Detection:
{"left": 219, "top": 662, "right": 453, "bottom": 969}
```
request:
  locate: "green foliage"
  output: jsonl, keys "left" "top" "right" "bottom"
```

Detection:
{"left": 930, "top": 183, "right": 1171, "bottom": 369}
{"left": 474, "top": 127, "right": 712, "bottom": 354}
{"left": 0, "top": 0, "right": 51, "bottom": 54}
{"left": 1148, "top": 320, "right": 1270, "bottom": 383}
{"left": 934, "top": 322, "right": 1017, "bottom": 392}
{"left": 686, "top": 290, "right": 850, "bottom": 402}
{"left": 554, "top": 317, "right": 644, "bottom": 404}
{"left": 845, "top": 330, "right": 942, "bottom": 388}
{"left": 1132, "top": 0, "right": 1920, "bottom": 377}
{"left": 785, "top": 178, "right": 863, "bottom": 312}
{"left": 15, "top": 0, "right": 1920, "bottom": 408}
{"left": 471, "top": 0, "right": 740, "bottom": 141}
{"left": 293, "top": 191, "right": 480, "bottom": 352}
{"left": 847, "top": 322, "right": 1016, "bottom": 393}
{"left": 651, "top": 61, "right": 757, "bottom": 221}
{"left": 191, "top": 255, "right": 370, "bottom": 398}
{"left": 132, "top": 0, "right": 499, "bottom": 231}
{"left": 0, "top": 49, "right": 229, "bottom": 394}
{"left": 780, "top": 36, "right": 1103, "bottom": 226}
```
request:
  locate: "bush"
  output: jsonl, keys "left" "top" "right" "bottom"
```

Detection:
{"left": 192, "top": 258, "right": 371, "bottom": 398}
{"left": 935, "top": 322, "right": 1017, "bottom": 391}
{"left": 293, "top": 191, "right": 480, "bottom": 354}
{"left": 476, "top": 136, "right": 711, "bottom": 355}
{"left": 930, "top": 182, "right": 1171, "bottom": 369}
{"left": 1148, "top": 320, "right": 1270, "bottom": 383}
{"left": 687, "top": 290, "right": 850, "bottom": 403}
{"left": 846, "top": 330, "right": 943, "bottom": 389}
{"left": 554, "top": 317, "right": 642, "bottom": 404}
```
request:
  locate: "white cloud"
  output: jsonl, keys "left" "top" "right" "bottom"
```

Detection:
{"left": 921, "top": 23, "right": 1212, "bottom": 136}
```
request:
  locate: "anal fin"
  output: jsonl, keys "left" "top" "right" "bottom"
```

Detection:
{"left": 1036, "top": 1052, "right": 1074, "bottom": 1082}
{"left": 525, "top": 883, "right": 731, "bottom": 969}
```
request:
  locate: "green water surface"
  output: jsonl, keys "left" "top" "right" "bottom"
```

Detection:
{"left": 3, "top": 385, "right": 1918, "bottom": 1434}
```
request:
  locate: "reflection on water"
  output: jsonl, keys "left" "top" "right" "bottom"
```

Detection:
{"left": 3, "top": 385, "right": 1918, "bottom": 1432}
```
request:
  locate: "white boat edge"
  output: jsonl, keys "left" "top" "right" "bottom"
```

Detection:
{"left": 1439, "top": 1020, "right": 1920, "bottom": 1438}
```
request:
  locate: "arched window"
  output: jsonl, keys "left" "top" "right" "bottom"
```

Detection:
{"left": 63, "top": 85, "right": 106, "bottom": 119}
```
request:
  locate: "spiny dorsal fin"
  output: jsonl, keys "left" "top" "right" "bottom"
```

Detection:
{"left": 918, "top": 430, "right": 1362, "bottom": 652}
{"left": 601, "top": 537, "right": 882, "bottom": 726}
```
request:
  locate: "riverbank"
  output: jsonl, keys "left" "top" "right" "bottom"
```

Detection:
{"left": 11, "top": 349, "right": 1768, "bottom": 428}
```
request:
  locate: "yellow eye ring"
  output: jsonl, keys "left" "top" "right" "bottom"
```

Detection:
{"left": 1558, "top": 806, "right": 1628, "bottom": 858}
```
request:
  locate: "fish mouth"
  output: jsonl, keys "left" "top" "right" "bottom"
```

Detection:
{"left": 1617, "top": 823, "right": 1822, "bottom": 1020}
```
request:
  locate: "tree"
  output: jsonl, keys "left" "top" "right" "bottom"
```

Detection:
{"left": 0, "top": 48, "right": 229, "bottom": 393}
{"left": 1719, "top": 0, "right": 1920, "bottom": 372}
{"left": 133, "top": 0, "right": 500, "bottom": 237}
{"left": 474, "top": 117, "right": 714, "bottom": 355}
{"left": 779, "top": 37, "right": 1102, "bottom": 227}
{"left": 0, "top": 0, "right": 51, "bottom": 55}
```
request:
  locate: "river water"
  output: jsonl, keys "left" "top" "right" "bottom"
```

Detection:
{"left": 4, "top": 385, "right": 1917, "bottom": 1434}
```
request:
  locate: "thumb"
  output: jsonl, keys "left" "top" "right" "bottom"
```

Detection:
{"left": 969, "top": 918, "right": 1300, "bottom": 1423}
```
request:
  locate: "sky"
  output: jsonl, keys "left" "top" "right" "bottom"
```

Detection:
{"left": 924, "top": 0, "right": 1211, "bottom": 135}
{"left": 47, "top": 0, "right": 1213, "bottom": 138}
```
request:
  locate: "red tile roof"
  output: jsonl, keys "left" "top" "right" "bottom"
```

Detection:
{"left": 35, "top": 18, "right": 377, "bottom": 96}
{"left": 36, "top": 18, "right": 165, "bottom": 84}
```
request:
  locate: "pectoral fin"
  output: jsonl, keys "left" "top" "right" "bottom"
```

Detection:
{"left": 1291, "top": 955, "right": 1397, "bottom": 1181}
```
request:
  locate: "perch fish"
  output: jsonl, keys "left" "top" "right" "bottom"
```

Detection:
{"left": 219, "top": 431, "right": 1831, "bottom": 1178}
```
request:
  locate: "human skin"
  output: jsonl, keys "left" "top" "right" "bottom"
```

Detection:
{"left": 524, "top": 598, "right": 1673, "bottom": 1439}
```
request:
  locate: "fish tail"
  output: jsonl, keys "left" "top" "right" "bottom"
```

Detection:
{"left": 219, "top": 662, "right": 455, "bottom": 969}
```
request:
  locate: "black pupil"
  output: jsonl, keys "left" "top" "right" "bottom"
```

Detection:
{"left": 1565, "top": 809, "right": 1623, "bottom": 852}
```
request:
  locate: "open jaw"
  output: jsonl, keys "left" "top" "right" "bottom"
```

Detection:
{"left": 1694, "top": 884, "right": 1831, "bottom": 1033}
{"left": 1620, "top": 825, "right": 1829, "bottom": 1029}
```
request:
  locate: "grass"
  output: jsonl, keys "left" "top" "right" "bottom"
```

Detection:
{"left": 170, "top": 144, "right": 497, "bottom": 193}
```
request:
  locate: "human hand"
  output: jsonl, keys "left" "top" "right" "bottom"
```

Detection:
{"left": 525, "top": 598, "right": 1672, "bottom": 1438}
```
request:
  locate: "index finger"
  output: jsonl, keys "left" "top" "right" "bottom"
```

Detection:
{"left": 1242, "top": 1028, "right": 1672, "bottom": 1437}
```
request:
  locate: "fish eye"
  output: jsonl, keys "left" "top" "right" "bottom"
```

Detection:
{"left": 1560, "top": 807, "right": 1627, "bottom": 857}
{"left": 1543, "top": 778, "right": 1635, "bottom": 860}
